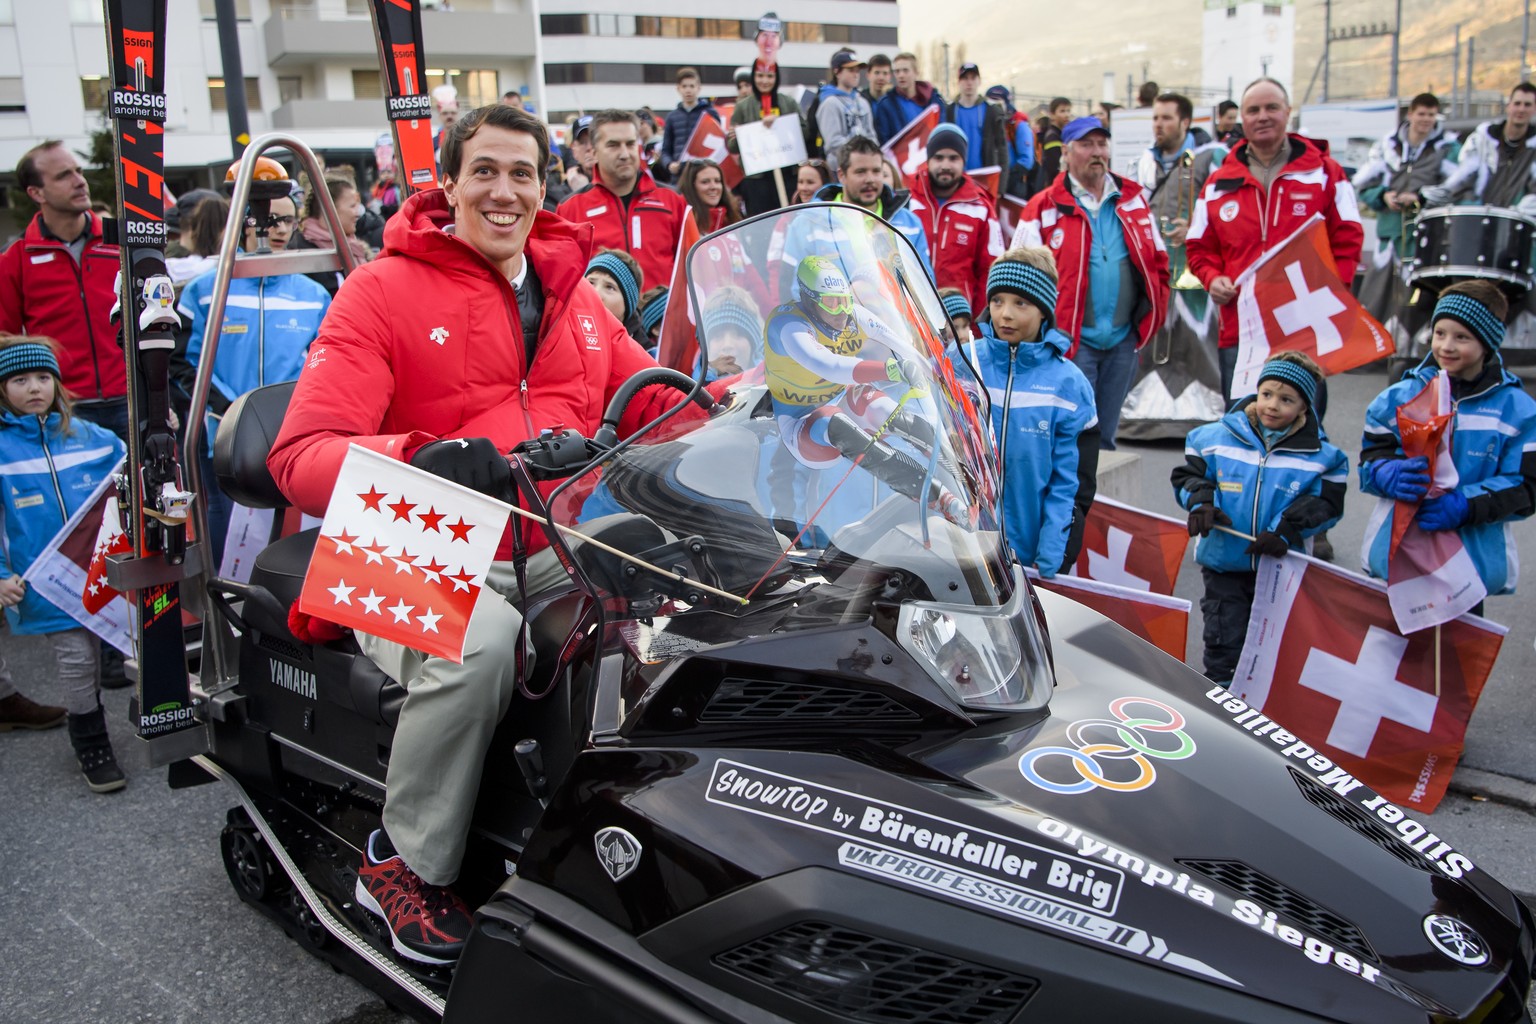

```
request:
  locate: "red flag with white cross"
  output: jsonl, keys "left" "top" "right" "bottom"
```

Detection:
{"left": 1231, "top": 214, "right": 1393, "bottom": 398}
{"left": 1033, "top": 572, "right": 1190, "bottom": 660}
{"left": 881, "top": 106, "right": 941, "bottom": 191}
{"left": 683, "top": 111, "right": 745, "bottom": 188}
{"left": 1232, "top": 554, "right": 1505, "bottom": 811}
{"left": 1069, "top": 497, "right": 1189, "bottom": 596}
{"left": 297, "top": 444, "right": 513, "bottom": 663}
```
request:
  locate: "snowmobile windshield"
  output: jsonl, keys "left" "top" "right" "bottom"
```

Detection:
{"left": 547, "top": 204, "right": 1049, "bottom": 713}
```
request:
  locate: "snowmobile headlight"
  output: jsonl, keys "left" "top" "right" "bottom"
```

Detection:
{"left": 897, "top": 581, "right": 1048, "bottom": 713}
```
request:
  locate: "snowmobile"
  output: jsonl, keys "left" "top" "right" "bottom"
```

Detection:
{"left": 163, "top": 199, "right": 1534, "bottom": 1023}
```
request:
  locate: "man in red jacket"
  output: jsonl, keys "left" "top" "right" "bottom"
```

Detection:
{"left": 555, "top": 108, "right": 688, "bottom": 295}
{"left": 1011, "top": 117, "right": 1170, "bottom": 448}
{"left": 0, "top": 141, "right": 126, "bottom": 440}
{"left": 268, "top": 104, "right": 705, "bottom": 966}
{"left": 908, "top": 123, "right": 1004, "bottom": 309}
{"left": 1185, "top": 77, "right": 1363, "bottom": 401}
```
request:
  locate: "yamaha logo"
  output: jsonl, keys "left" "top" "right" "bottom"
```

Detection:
{"left": 594, "top": 827, "right": 641, "bottom": 882}
{"left": 1423, "top": 915, "right": 1490, "bottom": 966}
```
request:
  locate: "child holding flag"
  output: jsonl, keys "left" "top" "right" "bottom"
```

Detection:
{"left": 1359, "top": 281, "right": 1536, "bottom": 608}
{"left": 0, "top": 336, "right": 127, "bottom": 791}
{"left": 1173, "top": 352, "right": 1347, "bottom": 683}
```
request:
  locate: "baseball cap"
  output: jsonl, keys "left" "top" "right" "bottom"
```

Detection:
{"left": 166, "top": 188, "right": 221, "bottom": 232}
{"left": 831, "top": 49, "right": 866, "bottom": 72}
{"left": 572, "top": 114, "right": 594, "bottom": 140}
{"left": 1061, "top": 116, "right": 1111, "bottom": 144}
{"left": 985, "top": 85, "right": 1012, "bottom": 103}
{"left": 958, "top": 62, "right": 981, "bottom": 78}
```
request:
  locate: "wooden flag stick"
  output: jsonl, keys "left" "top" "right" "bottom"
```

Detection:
{"left": 1434, "top": 623, "right": 1442, "bottom": 698}
{"left": 505, "top": 504, "right": 749, "bottom": 606}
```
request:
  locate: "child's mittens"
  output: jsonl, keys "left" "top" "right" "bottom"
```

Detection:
{"left": 1416, "top": 490, "right": 1469, "bottom": 532}
{"left": 1369, "top": 456, "right": 1430, "bottom": 502}
{"left": 1245, "top": 531, "right": 1290, "bottom": 558}
{"left": 1187, "top": 504, "right": 1232, "bottom": 537}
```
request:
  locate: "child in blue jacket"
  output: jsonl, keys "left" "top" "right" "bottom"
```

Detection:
{"left": 1172, "top": 352, "right": 1347, "bottom": 683}
{"left": 0, "top": 336, "right": 128, "bottom": 791}
{"left": 1359, "top": 281, "right": 1536, "bottom": 606}
{"left": 967, "top": 248, "right": 1099, "bottom": 576}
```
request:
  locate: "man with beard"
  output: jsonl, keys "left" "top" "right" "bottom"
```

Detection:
{"left": 556, "top": 108, "right": 688, "bottom": 294}
{"left": 908, "top": 124, "right": 1003, "bottom": 308}
{"left": 1013, "top": 116, "right": 1169, "bottom": 449}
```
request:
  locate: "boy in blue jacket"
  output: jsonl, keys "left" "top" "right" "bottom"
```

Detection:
{"left": 1359, "top": 281, "right": 1536, "bottom": 607}
{"left": 0, "top": 336, "right": 129, "bottom": 790}
{"left": 967, "top": 248, "right": 1099, "bottom": 576}
{"left": 1173, "top": 352, "right": 1347, "bottom": 683}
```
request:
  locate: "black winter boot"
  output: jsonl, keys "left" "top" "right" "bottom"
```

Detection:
{"left": 67, "top": 707, "right": 126, "bottom": 793}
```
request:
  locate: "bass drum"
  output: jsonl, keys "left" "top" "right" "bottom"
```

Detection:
{"left": 1409, "top": 205, "right": 1536, "bottom": 293}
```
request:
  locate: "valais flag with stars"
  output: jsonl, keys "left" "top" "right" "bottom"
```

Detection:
{"left": 297, "top": 445, "right": 513, "bottom": 663}
{"left": 1232, "top": 553, "right": 1505, "bottom": 811}
{"left": 1069, "top": 497, "right": 1189, "bottom": 596}
{"left": 1231, "top": 214, "right": 1392, "bottom": 398}
{"left": 21, "top": 467, "right": 132, "bottom": 653}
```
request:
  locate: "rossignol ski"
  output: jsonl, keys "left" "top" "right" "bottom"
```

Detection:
{"left": 366, "top": 0, "right": 440, "bottom": 197}
{"left": 102, "top": 0, "right": 202, "bottom": 756}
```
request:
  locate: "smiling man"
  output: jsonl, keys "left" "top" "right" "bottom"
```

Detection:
{"left": 268, "top": 103, "right": 704, "bottom": 965}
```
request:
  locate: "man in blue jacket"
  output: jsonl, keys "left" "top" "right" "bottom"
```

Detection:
{"left": 661, "top": 67, "right": 721, "bottom": 180}
{"left": 874, "top": 52, "right": 945, "bottom": 145}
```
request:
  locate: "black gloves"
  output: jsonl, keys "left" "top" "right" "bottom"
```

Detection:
{"left": 1187, "top": 504, "right": 1232, "bottom": 537}
{"left": 1245, "top": 531, "right": 1290, "bottom": 558}
{"left": 409, "top": 437, "right": 512, "bottom": 498}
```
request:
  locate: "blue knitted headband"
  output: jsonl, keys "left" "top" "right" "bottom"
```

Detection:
{"left": 702, "top": 301, "right": 763, "bottom": 358}
{"left": 987, "top": 260, "right": 1058, "bottom": 325}
{"left": 1257, "top": 359, "right": 1319, "bottom": 408}
{"left": 1433, "top": 292, "right": 1505, "bottom": 352}
{"left": 639, "top": 291, "right": 669, "bottom": 333}
{"left": 0, "top": 343, "right": 61, "bottom": 382}
{"left": 587, "top": 252, "right": 640, "bottom": 321}
{"left": 941, "top": 292, "right": 972, "bottom": 322}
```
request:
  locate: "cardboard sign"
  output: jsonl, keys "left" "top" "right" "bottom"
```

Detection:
{"left": 736, "top": 114, "right": 807, "bottom": 177}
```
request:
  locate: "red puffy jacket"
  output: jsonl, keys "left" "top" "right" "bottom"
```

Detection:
{"left": 0, "top": 213, "right": 124, "bottom": 401}
{"left": 269, "top": 189, "right": 699, "bottom": 552}
{"left": 907, "top": 174, "right": 1004, "bottom": 310}
{"left": 1185, "top": 135, "right": 1364, "bottom": 349}
{"left": 1011, "top": 172, "right": 1170, "bottom": 356}
{"left": 555, "top": 169, "right": 688, "bottom": 295}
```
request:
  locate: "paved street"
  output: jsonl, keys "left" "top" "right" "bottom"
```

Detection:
{"left": 0, "top": 365, "right": 1533, "bottom": 1023}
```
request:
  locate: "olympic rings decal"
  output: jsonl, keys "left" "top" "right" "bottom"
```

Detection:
{"left": 1018, "top": 697, "right": 1197, "bottom": 795}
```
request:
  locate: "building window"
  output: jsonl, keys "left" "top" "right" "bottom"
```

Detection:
{"left": 0, "top": 0, "right": 11, "bottom": 24}
{"left": 278, "top": 76, "right": 303, "bottom": 104}
{"left": 850, "top": 25, "right": 899, "bottom": 44}
{"left": 785, "top": 22, "right": 822, "bottom": 42}
{"left": 698, "top": 18, "right": 746, "bottom": 39}
{"left": 69, "top": 0, "right": 103, "bottom": 23}
{"left": 352, "top": 70, "right": 383, "bottom": 100}
{"left": 209, "top": 77, "right": 262, "bottom": 112}
{"left": 0, "top": 77, "right": 25, "bottom": 114}
{"left": 541, "top": 13, "right": 586, "bottom": 34}
{"left": 546, "top": 63, "right": 820, "bottom": 88}
{"left": 199, "top": 0, "right": 252, "bottom": 18}
{"left": 1226, "top": 5, "right": 1237, "bottom": 15}
{"left": 1263, "top": 3, "right": 1282, "bottom": 12}
{"left": 422, "top": 69, "right": 499, "bottom": 110}
{"left": 81, "top": 76, "right": 109, "bottom": 110}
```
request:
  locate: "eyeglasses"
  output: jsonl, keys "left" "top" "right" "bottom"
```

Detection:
{"left": 816, "top": 293, "right": 853, "bottom": 315}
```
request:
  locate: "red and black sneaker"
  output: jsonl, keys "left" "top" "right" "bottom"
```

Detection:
{"left": 354, "top": 831, "right": 473, "bottom": 965}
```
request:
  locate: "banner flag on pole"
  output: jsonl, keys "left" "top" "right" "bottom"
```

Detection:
{"left": 682, "top": 113, "right": 745, "bottom": 188}
{"left": 1069, "top": 497, "right": 1189, "bottom": 596}
{"left": 881, "top": 106, "right": 941, "bottom": 191}
{"left": 1032, "top": 571, "right": 1191, "bottom": 660}
{"left": 655, "top": 213, "right": 704, "bottom": 373}
{"left": 22, "top": 464, "right": 133, "bottom": 653}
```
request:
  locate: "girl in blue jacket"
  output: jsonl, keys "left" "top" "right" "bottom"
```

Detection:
{"left": 0, "top": 336, "right": 128, "bottom": 791}
{"left": 1173, "top": 352, "right": 1347, "bottom": 683}
{"left": 967, "top": 248, "right": 1100, "bottom": 576}
{"left": 1359, "top": 281, "right": 1536, "bottom": 606}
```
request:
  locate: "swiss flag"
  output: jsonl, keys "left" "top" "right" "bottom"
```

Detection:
{"left": 683, "top": 113, "right": 745, "bottom": 189}
{"left": 1233, "top": 554, "right": 1505, "bottom": 811}
{"left": 1385, "top": 371, "right": 1485, "bottom": 632}
{"left": 297, "top": 445, "right": 513, "bottom": 663}
{"left": 1033, "top": 571, "right": 1190, "bottom": 660}
{"left": 997, "top": 193, "right": 1028, "bottom": 243}
{"left": 882, "top": 106, "right": 941, "bottom": 190}
{"left": 1232, "top": 215, "right": 1393, "bottom": 397}
{"left": 655, "top": 214, "right": 703, "bottom": 373}
{"left": 83, "top": 496, "right": 132, "bottom": 614}
{"left": 967, "top": 165, "right": 1002, "bottom": 200}
{"left": 1069, "top": 497, "right": 1189, "bottom": 596}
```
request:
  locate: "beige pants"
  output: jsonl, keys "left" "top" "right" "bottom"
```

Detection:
{"left": 358, "top": 549, "right": 569, "bottom": 885}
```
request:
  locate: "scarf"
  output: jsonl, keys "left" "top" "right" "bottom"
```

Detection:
{"left": 301, "top": 217, "right": 370, "bottom": 264}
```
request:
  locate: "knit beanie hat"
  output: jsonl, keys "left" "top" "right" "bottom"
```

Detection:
{"left": 986, "top": 259, "right": 1058, "bottom": 327}
{"left": 586, "top": 252, "right": 640, "bottom": 322}
{"left": 1433, "top": 290, "right": 1505, "bottom": 353}
{"left": 0, "top": 342, "right": 61, "bottom": 382}
{"left": 941, "top": 292, "right": 972, "bottom": 322}
{"left": 701, "top": 296, "right": 763, "bottom": 357}
{"left": 639, "top": 290, "right": 669, "bottom": 335}
{"left": 926, "top": 122, "right": 969, "bottom": 161}
{"left": 1257, "top": 358, "right": 1319, "bottom": 409}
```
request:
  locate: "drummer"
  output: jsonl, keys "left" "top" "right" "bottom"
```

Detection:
{"left": 1431, "top": 82, "right": 1536, "bottom": 212}
{"left": 1351, "top": 93, "right": 1459, "bottom": 344}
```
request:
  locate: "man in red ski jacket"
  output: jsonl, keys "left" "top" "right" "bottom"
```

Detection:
{"left": 1012, "top": 117, "right": 1170, "bottom": 448}
{"left": 0, "top": 141, "right": 126, "bottom": 439}
{"left": 1185, "top": 77, "right": 1363, "bottom": 400}
{"left": 908, "top": 123, "right": 1004, "bottom": 309}
{"left": 270, "top": 104, "right": 712, "bottom": 966}
{"left": 555, "top": 108, "right": 689, "bottom": 295}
